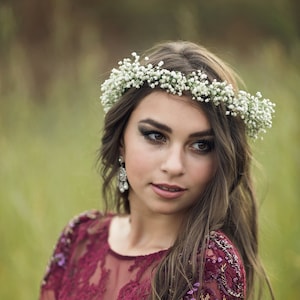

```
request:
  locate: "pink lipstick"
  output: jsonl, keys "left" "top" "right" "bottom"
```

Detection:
{"left": 151, "top": 183, "right": 186, "bottom": 199}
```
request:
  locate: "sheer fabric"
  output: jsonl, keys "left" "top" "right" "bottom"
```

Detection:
{"left": 40, "top": 211, "right": 246, "bottom": 299}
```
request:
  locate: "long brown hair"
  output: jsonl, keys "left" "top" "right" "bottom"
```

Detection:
{"left": 99, "top": 41, "right": 274, "bottom": 299}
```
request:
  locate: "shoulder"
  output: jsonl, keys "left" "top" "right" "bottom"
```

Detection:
{"left": 203, "top": 230, "right": 246, "bottom": 298}
{"left": 41, "top": 210, "right": 109, "bottom": 284}
{"left": 206, "top": 230, "right": 244, "bottom": 268}
{"left": 62, "top": 209, "right": 104, "bottom": 236}
{"left": 41, "top": 210, "right": 113, "bottom": 290}
{"left": 56, "top": 209, "right": 112, "bottom": 256}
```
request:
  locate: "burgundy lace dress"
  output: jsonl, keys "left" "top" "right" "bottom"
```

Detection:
{"left": 40, "top": 211, "right": 246, "bottom": 300}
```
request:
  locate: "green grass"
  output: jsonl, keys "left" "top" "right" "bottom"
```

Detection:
{"left": 0, "top": 43, "right": 299, "bottom": 299}
{"left": 0, "top": 54, "right": 104, "bottom": 298}
{"left": 238, "top": 44, "right": 300, "bottom": 298}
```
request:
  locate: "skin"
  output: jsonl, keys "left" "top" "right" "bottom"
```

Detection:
{"left": 108, "top": 91, "right": 217, "bottom": 256}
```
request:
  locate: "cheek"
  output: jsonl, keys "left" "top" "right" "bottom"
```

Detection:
{"left": 123, "top": 145, "right": 154, "bottom": 176}
{"left": 192, "top": 157, "right": 216, "bottom": 184}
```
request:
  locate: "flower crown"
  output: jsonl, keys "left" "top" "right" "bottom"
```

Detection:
{"left": 100, "top": 52, "right": 275, "bottom": 139}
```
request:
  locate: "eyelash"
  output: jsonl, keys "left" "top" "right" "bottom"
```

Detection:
{"left": 191, "top": 140, "right": 215, "bottom": 154}
{"left": 139, "top": 127, "right": 215, "bottom": 154}
{"left": 139, "top": 128, "right": 167, "bottom": 144}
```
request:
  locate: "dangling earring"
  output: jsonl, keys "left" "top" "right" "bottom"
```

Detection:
{"left": 118, "top": 156, "right": 129, "bottom": 193}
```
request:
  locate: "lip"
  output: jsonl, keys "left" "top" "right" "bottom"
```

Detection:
{"left": 151, "top": 183, "right": 187, "bottom": 199}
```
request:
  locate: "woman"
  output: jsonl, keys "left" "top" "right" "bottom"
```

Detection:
{"left": 40, "top": 41, "right": 275, "bottom": 299}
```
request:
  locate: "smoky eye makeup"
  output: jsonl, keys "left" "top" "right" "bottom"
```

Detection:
{"left": 138, "top": 125, "right": 167, "bottom": 144}
{"left": 190, "top": 138, "right": 215, "bottom": 154}
{"left": 137, "top": 119, "right": 215, "bottom": 152}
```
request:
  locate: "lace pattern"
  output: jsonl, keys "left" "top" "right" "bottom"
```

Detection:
{"left": 40, "top": 211, "right": 246, "bottom": 300}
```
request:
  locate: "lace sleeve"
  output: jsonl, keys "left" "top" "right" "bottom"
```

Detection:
{"left": 39, "top": 210, "right": 101, "bottom": 300}
{"left": 185, "top": 231, "right": 246, "bottom": 300}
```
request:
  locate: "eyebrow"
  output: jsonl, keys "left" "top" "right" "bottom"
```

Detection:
{"left": 138, "top": 118, "right": 214, "bottom": 137}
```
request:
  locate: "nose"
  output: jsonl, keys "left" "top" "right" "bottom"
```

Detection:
{"left": 160, "top": 145, "right": 185, "bottom": 176}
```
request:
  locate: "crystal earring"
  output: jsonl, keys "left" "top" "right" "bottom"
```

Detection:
{"left": 118, "top": 156, "right": 129, "bottom": 193}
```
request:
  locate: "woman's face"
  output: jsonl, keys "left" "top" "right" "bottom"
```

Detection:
{"left": 121, "top": 91, "right": 217, "bottom": 217}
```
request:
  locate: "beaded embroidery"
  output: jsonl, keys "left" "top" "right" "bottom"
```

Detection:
{"left": 41, "top": 212, "right": 245, "bottom": 300}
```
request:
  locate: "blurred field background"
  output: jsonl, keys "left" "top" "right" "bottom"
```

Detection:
{"left": 0, "top": 1, "right": 299, "bottom": 299}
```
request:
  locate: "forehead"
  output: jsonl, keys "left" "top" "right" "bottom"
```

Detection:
{"left": 128, "top": 91, "right": 211, "bottom": 131}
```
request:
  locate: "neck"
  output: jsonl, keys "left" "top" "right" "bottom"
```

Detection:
{"left": 129, "top": 209, "right": 184, "bottom": 251}
{"left": 109, "top": 208, "right": 185, "bottom": 256}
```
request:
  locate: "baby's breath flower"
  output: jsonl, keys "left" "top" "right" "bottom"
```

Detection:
{"left": 100, "top": 53, "right": 275, "bottom": 140}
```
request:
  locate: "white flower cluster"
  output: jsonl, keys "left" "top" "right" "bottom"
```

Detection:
{"left": 100, "top": 52, "right": 275, "bottom": 139}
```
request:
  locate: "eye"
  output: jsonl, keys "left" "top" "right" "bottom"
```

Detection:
{"left": 146, "top": 132, "right": 166, "bottom": 142}
{"left": 191, "top": 139, "right": 215, "bottom": 154}
{"left": 139, "top": 126, "right": 167, "bottom": 144}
